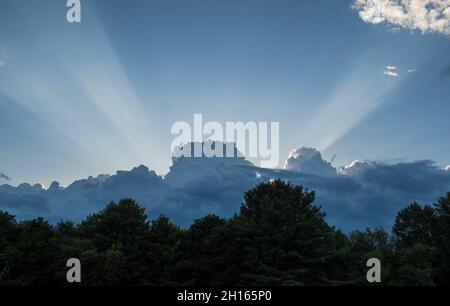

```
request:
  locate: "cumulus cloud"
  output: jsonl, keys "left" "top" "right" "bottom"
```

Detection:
{"left": 0, "top": 143, "right": 449, "bottom": 232}
{"left": 339, "top": 160, "right": 371, "bottom": 176}
{"left": 353, "top": 0, "right": 450, "bottom": 35}
{"left": 284, "top": 147, "right": 337, "bottom": 177}
{"left": 383, "top": 66, "right": 417, "bottom": 77}
{"left": 384, "top": 70, "right": 399, "bottom": 77}
{"left": 384, "top": 65, "right": 400, "bottom": 77}
{"left": 446, "top": 165, "right": 450, "bottom": 171}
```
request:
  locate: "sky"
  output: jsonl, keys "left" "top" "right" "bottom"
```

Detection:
{"left": 0, "top": 0, "right": 449, "bottom": 187}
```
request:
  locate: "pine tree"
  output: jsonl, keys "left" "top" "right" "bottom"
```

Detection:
{"left": 235, "top": 180, "right": 341, "bottom": 285}
{"left": 433, "top": 193, "right": 450, "bottom": 285}
{"left": 78, "top": 199, "right": 152, "bottom": 285}
{"left": 0, "top": 218, "right": 58, "bottom": 285}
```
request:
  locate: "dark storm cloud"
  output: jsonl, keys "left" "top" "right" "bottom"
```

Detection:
{"left": 0, "top": 145, "right": 449, "bottom": 232}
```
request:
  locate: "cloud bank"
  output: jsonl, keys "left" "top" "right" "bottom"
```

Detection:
{"left": 353, "top": 0, "right": 450, "bottom": 35}
{"left": 284, "top": 147, "right": 337, "bottom": 177}
{"left": 1, "top": 144, "right": 449, "bottom": 232}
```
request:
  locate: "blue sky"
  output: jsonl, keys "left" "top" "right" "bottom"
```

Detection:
{"left": 0, "top": 0, "right": 449, "bottom": 186}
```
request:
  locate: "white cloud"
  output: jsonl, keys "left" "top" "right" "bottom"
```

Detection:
{"left": 353, "top": 0, "right": 450, "bottom": 35}
{"left": 384, "top": 70, "right": 399, "bottom": 77}
{"left": 408, "top": 68, "right": 417, "bottom": 73}
{"left": 386, "top": 65, "right": 398, "bottom": 70}
{"left": 284, "top": 147, "right": 337, "bottom": 177}
{"left": 445, "top": 165, "right": 450, "bottom": 171}
{"left": 388, "top": 27, "right": 402, "bottom": 33}
{"left": 339, "top": 160, "right": 371, "bottom": 176}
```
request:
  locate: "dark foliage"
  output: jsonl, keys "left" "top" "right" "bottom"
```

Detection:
{"left": 0, "top": 181, "right": 449, "bottom": 286}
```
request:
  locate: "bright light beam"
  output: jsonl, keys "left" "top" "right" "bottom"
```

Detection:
{"left": 296, "top": 60, "right": 402, "bottom": 152}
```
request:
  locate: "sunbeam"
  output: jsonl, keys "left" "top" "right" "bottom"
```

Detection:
{"left": 294, "top": 57, "right": 403, "bottom": 152}
{"left": 0, "top": 2, "right": 166, "bottom": 178}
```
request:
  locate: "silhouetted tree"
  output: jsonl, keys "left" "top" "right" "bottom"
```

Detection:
{"left": 147, "top": 215, "right": 182, "bottom": 285}
{"left": 167, "top": 215, "right": 232, "bottom": 285}
{"left": 391, "top": 202, "right": 438, "bottom": 285}
{"left": 0, "top": 211, "right": 17, "bottom": 282}
{"left": 78, "top": 199, "right": 152, "bottom": 285}
{"left": 234, "top": 180, "right": 342, "bottom": 285}
{"left": 1, "top": 186, "right": 450, "bottom": 286}
{"left": 53, "top": 220, "right": 94, "bottom": 285}
{"left": 393, "top": 202, "right": 436, "bottom": 249}
{"left": 393, "top": 243, "right": 436, "bottom": 286}
{"left": 433, "top": 193, "right": 450, "bottom": 285}
{"left": 348, "top": 228, "right": 394, "bottom": 285}
{"left": 0, "top": 218, "right": 58, "bottom": 285}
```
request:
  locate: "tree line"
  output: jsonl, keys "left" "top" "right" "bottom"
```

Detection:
{"left": 0, "top": 180, "right": 449, "bottom": 286}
